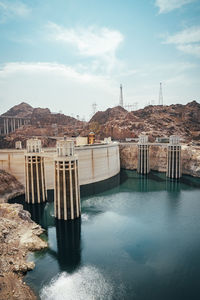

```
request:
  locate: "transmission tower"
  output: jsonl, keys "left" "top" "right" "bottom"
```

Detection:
{"left": 119, "top": 84, "right": 124, "bottom": 107}
{"left": 133, "top": 102, "right": 138, "bottom": 110}
{"left": 159, "top": 82, "right": 163, "bottom": 105}
{"left": 92, "top": 102, "right": 97, "bottom": 115}
{"left": 125, "top": 104, "right": 136, "bottom": 111}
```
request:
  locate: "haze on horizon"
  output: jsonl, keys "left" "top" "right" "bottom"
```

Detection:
{"left": 0, "top": 0, "right": 200, "bottom": 120}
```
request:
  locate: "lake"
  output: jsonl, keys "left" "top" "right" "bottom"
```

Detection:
{"left": 11, "top": 170, "right": 200, "bottom": 300}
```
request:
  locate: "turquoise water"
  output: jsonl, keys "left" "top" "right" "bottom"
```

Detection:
{"left": 12, "top": 170, "right": 200, "bottom": 300}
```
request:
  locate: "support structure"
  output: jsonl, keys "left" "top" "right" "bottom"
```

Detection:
{"left": 137, "top": 135, "right": 150, "bottom": 174}
{"left": 167, "top": 135, "right": 181, "bottom": 179}
{"left": 54, "top": 139, "right": 81, "bottom": 220}
{"left": 25, "top": 139, "right": 47, "bottom": 203}
{"left": 0, "top": 116, "right": 30, "bottom": 136}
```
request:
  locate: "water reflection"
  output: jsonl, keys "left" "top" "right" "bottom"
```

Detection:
{"left": 119, "top": 170, "right": 200, "bottom": 193}
{"left": 48, "top": 219, "right": 81, "bottom": 273}
{"left": 166, "top": 179, "right": 181, "bottom": 194}
{"left": 138, "top": 175, "right": 149, "bottom": 192}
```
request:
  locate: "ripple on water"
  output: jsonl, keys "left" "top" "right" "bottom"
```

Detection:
{"left": 81, "top": 213, "right": 89, "bottom": 221}
{"left": 40, "top": 266, "right": 113, "bottom": 300}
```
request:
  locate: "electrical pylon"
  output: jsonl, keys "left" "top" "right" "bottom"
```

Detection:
{"left": 159, "top": 82, "right": 163, "bottom": 105}
{"left": 119, "top": 84, "right": 124, "bottom": 107}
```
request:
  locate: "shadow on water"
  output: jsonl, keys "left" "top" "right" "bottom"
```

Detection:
{"left": 48, "top": 219, "right": 81, "bottom": 273}
{"left": 9, "top": 196, "right": 55, "bottom": 230}
{"left": 80, "top": 172, "right": 120, "bottom": 198}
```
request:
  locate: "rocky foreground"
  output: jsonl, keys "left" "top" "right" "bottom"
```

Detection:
{"left": 0, "top": 203, "right": 47, "bottom": 299}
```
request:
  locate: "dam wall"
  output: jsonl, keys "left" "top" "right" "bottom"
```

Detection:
{"left": 0, "top": 143, "right": 120, "bottom": 189}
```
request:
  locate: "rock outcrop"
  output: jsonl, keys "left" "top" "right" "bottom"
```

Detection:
{"left": 0, "top": 170, "right": 24, "bottom": 203}
{"left": 0, "top": 203, "right": 48, "bottom": 299}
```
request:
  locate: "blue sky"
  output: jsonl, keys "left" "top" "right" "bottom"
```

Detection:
{"left": 0, "top": 0, "right": 200, "bottom": 119}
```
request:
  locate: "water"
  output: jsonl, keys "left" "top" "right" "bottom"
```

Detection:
{"left": 11, "top": 170, "right": 200, "bottom": 300}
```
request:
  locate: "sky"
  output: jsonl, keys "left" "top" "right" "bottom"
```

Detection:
{"left": 0, "top": 0, "right": 200, "bottom": 120}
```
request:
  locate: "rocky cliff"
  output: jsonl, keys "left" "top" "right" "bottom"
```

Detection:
{"left": 0, "top": 203, "right": 47, "bottom": 299}
{"left": 119, "top": 144, "right": 200, "bottom": 177}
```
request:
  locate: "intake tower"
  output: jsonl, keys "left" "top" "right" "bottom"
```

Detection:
{"left": 54, "top": 139, "right": 81, "bottom": 220}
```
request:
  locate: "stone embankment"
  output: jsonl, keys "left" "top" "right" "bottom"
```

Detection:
{"left": 119, "top": 144, "right": 200, "bottom": 177}
{"left": 0, "top": 203, "right": 48, "bottom": 300}
{"left": 0, "top": 170, "right": 24, "bottom": 203}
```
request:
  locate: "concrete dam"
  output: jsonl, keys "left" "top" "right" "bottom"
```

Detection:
{"left": 0, "top": 142, "right": 121, "bottom": 189}
{"left": 0, "top": 135, "right": 184, "bottom": 220}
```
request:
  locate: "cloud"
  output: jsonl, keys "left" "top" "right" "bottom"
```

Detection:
{"left": 0, "top": 0, "right": 30, "bottom": 22}
{"left": 0, "top": 62, "right": 118, "bottom": 118}
{"left": 164, "top": 26, "right": 200, "bottom": 57}
{"left": 176, "top": 44, "right": 200, "bottom": 56}
{"left": 47, "top": 23, "right": 124, "bottom": 73}
{"left": 0, "top": 60, "right": 199, "bottom": 116}
{"left": 165, "top": 26, "right": 200, "bottom": 44}
{"left": 155, "top": 0, "right": 196, "bottom": 13}
{"left": 47, "top": 23, "right": 123, "bottom": 58}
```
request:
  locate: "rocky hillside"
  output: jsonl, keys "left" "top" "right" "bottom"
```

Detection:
{"left": 0, "top": 102, "right": 86, "bottom": 148}
{"left": 88, "top": 101, "right": 200, "bottom": 142}
{"left": 1, "top": 100, "right": 200, "bottom": 147}
{"left": 2, "top": 102, "right": 84, "bottom": 127}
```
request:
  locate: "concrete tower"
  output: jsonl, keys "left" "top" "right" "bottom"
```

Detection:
{"left": 137, "top": 135, "right": 150, "bottom": 174}
{"left": 54, "top": 139, "right": 81, "bottom": 220}
{"left": 25, "top": 139, "right": 47, "bottom": 203}
{"left": 167, "top": 135, "right": 181, "bottom": 179}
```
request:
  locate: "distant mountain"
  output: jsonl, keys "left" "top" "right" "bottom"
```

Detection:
{"left": 0, "top": 102, "right": 85, "bottom": 148}
{"left": 1, "top": 100, "right": 200, "bottom": 146}
{"left": 1, "top": 101, "right": 83, "bottom": 126}
{"left": 88, "top": 101, "right": 200, "bottom": 142}
{"left": 2, "top": 102, "right": 34, "bottom": 118}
